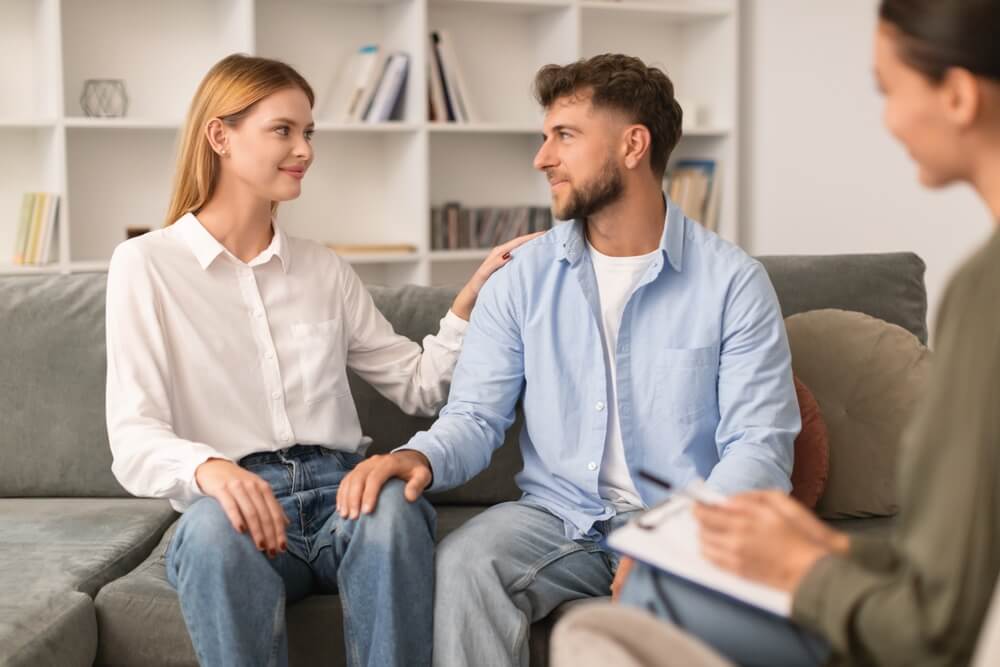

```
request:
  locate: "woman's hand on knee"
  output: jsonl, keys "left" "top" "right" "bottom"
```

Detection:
{"left": 336, "top": 450, "right": 432, "bottom": 521}
{"left": 195, "top": 458, "right": 290, "bottom": 558}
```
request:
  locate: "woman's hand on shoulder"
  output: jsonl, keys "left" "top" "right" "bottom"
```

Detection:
{"left": 451, "top": 232, "right": 545, "bottom": 321}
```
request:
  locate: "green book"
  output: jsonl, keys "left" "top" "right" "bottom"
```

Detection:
{"left": 13, "top": 193, "right": 36, "bottom": 265}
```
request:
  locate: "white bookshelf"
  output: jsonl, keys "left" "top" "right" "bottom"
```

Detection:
{"left": 0, "top": 0, "right": 740, "bottom": 287}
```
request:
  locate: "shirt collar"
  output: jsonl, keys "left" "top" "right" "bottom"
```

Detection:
{"left": 173, "top": 212, "right": 290, "bottom": 273}
{"left": 553, "top": 194, "right": 684, "bottom": 272}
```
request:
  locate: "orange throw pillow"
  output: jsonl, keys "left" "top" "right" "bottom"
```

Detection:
{"left": 790, "top": 375, "right": 830, "bottom": 509}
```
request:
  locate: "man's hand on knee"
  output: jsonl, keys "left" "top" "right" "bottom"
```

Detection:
{"left": 336, "top": 450, "right": 433, "bottom": 520}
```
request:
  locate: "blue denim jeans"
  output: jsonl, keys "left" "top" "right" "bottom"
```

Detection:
{"left": 433, "top": 499, "right": 638, "bottom": 667}
{"left": 165, "top": 445, "right": 436, "bottom": 667}
{"left": 620, "top": 562, "right": 830, "bottom": 667}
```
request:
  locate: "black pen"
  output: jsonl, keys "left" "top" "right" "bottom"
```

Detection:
{"left": 638, "top": 470, "right": 722, "bottom": 505}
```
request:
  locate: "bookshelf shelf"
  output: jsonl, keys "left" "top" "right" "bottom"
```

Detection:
{"left": 428, "top": 122, "right": 541, "bottom": 135}
{"left": 0, "top": 119, "right": 58, "bottom": 129}
{"left": 429, "top": 249, "right": 492, "bottom": 262}
{"left": 579, "top": 1, "right": 732, "bottom": 21}
{"left": 431, "top": 0, "right": 574, "bottom": 13}
{"left": 341, "top": 253, "right": 422, "bottom": 265}
{"left": 63, "top": 118, "right": 182, "bottom": 130}
{"left": 313, "top": 122, "right": 422, "bottom": 133}
{"left": 0, "top": 0, "right": 740, "bottom": 287}
{"left": 0, "top": 263, "right": 63, "bottom": 276}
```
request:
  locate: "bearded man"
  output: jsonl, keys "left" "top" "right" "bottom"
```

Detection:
{"left": 337, "top": 53, "right": 800, "bottom": 667}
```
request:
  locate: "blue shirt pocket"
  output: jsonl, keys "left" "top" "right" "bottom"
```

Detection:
{"left": 653, "top": 345, "right": 719, "bottom": 424}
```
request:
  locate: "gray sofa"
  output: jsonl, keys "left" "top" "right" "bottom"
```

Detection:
{"left": 0, "top": 252, "right": 927, "bottom": 666}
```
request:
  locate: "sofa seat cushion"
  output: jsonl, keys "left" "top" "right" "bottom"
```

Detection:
{"left": 0, "top": 498, "right": 176, "bottom": 598}
{"left": 95, "top": 504, "right": 561, "bottom": 666}
{"left": 0, "top": 590, "right": 97, "bottom": 667}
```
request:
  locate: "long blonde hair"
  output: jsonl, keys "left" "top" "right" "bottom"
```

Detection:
{"left": 164, "top": 54, "right": 315, "bottom": 226}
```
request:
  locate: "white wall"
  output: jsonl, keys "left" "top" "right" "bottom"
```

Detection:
{"left": 740, "top": 0, "right": 993, "bottom": 333}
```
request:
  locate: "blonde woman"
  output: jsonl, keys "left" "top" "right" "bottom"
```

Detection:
{"left": 105, "top": 54, "right": 538, "bottom": 667}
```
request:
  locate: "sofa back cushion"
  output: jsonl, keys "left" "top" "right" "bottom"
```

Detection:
{"left": 0, "top": 251, "right": 927, "bottom": 501}
{"left": 0, "top": 272, "right": 127, "bottom": 497}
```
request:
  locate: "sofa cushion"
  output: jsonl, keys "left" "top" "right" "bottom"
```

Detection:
{"left": 93, "top": 504, "right": 535, "bottom": 667}
{"left": 785, "top": 309, "right": 931, "bottom": 519}
{"left": 790, "top": 375, "right": 830, "bottom": 509}
{"left": 757, "top": 252, "right": 928, "bottom": 343}
{"left": 0, "top": 272, "right": 129, "bottom": 497}
{"left": 0, "top": 590, "right": 97, "bottom": 667}
{"left": 0, "top": 498, "right": 176, "bottom": 597}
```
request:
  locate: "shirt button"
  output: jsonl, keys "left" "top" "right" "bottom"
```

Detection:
{"left": 254, "top": 309, "right": 264, "bottom": 318}
{"left": 587, "top": 461, "right": 597, "bottom": 471}
{"left": 595, "top": 401, "right": 605, "bottom": 411}
{"left": 271, "top": 391, "right": 281, "bottom": 400}
{"left": 265, "top": 351, "right": 274, "bottom": 360}
{"left": 282, "top": 433, "right": 291, "bottom": 443}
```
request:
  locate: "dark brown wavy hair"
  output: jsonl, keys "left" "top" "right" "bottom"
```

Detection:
{"left": 533, "top": 53, "right": 683, "bottom": 178}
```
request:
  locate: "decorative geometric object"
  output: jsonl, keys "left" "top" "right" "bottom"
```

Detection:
{"left": 80, "top": 79, "right": 128, "bottom": 118}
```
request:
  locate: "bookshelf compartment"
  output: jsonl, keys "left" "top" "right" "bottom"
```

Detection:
{"left": 427, "top": 1, "right": 577, "bottom": 125}
{"left": 66, "top": 127, "right": 179, "bottom": 262}
{"left": 0, "top": 0, "right": 59, "bottom": 120}
{"left": 61, "top": 0, "right": 251, "bottom": 121}
{"left": 0, "top": 126, "right": 61, "bottom": 264}
{"left": 257, "top": 0, "right": 425, "bottom": 126}
{"left": 431, "top": 133, "right": 549, "bottom": 209}
{"left": 277, "top": 131, "right": 428, "bottom": 252}
{"left": 581, "top": 4, "right": 736, "bottom": 133}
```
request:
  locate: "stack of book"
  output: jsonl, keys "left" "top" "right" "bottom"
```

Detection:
{"left": 322, "top": 44, "right": 410, "bottom": 123}
{"left": 665, "top": 159, "right": 720, "bottom": 231}
{"left": 12, "top": 192, "right": 59, "bottom": 265}
{"left": 427, "top": 30, "right": 475, "bottom": 123}
{"left": 431, "top": 205, "right": 553, "bottom": 251}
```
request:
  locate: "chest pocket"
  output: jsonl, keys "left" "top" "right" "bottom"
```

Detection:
{"left": 653, "top": 345, "right": 719, "bottom": 424}
{"left": 291, "top": 319, "right": 350, "bottom": 404}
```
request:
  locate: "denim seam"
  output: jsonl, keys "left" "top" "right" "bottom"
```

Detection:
{"left": 268, "top": 586, "right": 286, "bottom": 667}
{"left": 339, "top": 578, "right": 364, "bottom": 667}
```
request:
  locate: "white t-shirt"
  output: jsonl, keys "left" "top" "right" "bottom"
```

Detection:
{"left": 587, "top": 240, "right": 659, "bottom": 511}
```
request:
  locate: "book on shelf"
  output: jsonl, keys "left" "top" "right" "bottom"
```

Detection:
{"left": 321, "top": 44, "right": 409, "bottom": 124}
{"left": 363, "top": 52, "right": 409, "bottom": 123}
{"left": 431, "top": 204, "right": 553, "bottom": 251}
{"left": 326, "top": 243, "right": 417, "bottom": 256}
{"left": 12, "top": 192, "right": 59, "bottom": 266}
{"left": 665, "top": 159, "right": 721, "bottom": 231}
{"left": 429, "top": 30, "right": 476, "bottom": 123}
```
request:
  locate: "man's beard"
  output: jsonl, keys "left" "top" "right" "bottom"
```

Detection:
{"left": 552, "top": 158, "right": 624, "bottom": 221}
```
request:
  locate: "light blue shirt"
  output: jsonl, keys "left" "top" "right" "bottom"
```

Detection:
{"left": 400, "top": 199, "right": 799, "bottom": 539}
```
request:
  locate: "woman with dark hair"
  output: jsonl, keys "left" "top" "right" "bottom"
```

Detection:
{"left": 550, "top": 1, "right": 1000, "bottom": 665}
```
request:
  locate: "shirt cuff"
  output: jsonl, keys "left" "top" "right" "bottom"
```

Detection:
{"left": 442, "top": 309, "right": 470, "bottom": 335}
{"left": 178, "top": 449, "right": 231, "bottom": 506}
{"left": 394, "top": 441, "right": 443, "bottom": 493}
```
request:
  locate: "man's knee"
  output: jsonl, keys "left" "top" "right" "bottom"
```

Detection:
{"left": 353, "top": 478, "right": 435, "bottom": 542}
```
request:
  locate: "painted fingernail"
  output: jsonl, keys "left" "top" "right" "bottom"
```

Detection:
{"left": 502, "top": 252, "right": 511, "bottom": 260}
